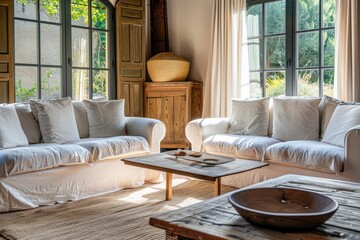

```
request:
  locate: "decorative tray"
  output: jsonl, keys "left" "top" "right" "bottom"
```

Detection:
{"left": 166, "top": 150, "right": 235, "bottom": 165}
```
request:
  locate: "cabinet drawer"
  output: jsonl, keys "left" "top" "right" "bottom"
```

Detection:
{"left": 146, "top": 91, "right": 186, "bottom": 98}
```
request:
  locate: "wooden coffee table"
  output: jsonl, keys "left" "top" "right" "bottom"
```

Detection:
{"left": 122, "top": 152, "right": 268, "bottom": 200}
{"left": 149, "top": 174, "right": 360, "bottom": 239}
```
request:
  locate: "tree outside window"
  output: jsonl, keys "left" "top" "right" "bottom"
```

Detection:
{"left": 246, "top": 0, "right": 335, "bottom": 97}
{"left": 14, "top": 0, "right": 112, "bottom": 102}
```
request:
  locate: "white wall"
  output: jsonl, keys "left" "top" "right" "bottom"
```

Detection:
{"left": 167, "top": 0, "right": 211, "bottom": 82}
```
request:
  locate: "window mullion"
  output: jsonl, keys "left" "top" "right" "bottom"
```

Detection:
{"left": 262, "top": 3, "right": 266, "bottom": 97}
{"left": 285, "top": 0, "right": 294, "bottom": 96}
{"left": 64, "top": 0, "right": 72, "bottom": 98}
{"left": 319, "top": 0, "right": 323, "bottom": 96}
{"left": 37, "top": 0, "right": 41, "bottom": 99}
{"left": 89, "top": 0, "right": 93, "bottom": 99}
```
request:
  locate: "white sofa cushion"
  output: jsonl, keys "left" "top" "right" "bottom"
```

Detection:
{"left": 272, "top": 97, "right": 321, "bottom": 141}
{"left": 72, "top": 101, "right": 89, "bottom": 138}
{"left": 264, "top": 141, "right": 344, "bottom": 173}
{"left": 0, "top": 144, "right": 91, "bottom": 178}
{"left": 228, "top": 98, "right": 270, "bottom": 136}
{"left": 83, "top": 99, "right": 126, "bottom": 138}
{"left": 203, "top": 134, "right": 281, "bottom": 160}
{"left": 0, "top": 105, "right": 29, "bottom": 149}
{"left": 14, "top": 103, "right": 42, "bottom": 144}
{"left": 31, "top": 97, "right": 80, "bottom": 144}
{"left": 322, "top": 104, "right": 360, "bottom": 147}
{"left": 69, "top": 136, "right": 150, "bottom": 161}
{"left": 319, "top": 96, "right": 343, "bottom": 138}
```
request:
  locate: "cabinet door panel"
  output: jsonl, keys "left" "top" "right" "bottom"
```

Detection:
{"left": 173, "top": 96, "right": 186, "bottom": 142}
{"left": 191, "top": 87, "right": 203, "bottom": 119}
{"left": 122, "top": 82, "right": 143, "bottom": 116}
{"left": 116, "top": 0, "right": 145, "bottom": 116}
{"left": 0, "top": 6, "right": 8, "bottom": 54}
{"left": 0, "top": 81, "right": 8, "bottom": 103}
{"left": 0, "top": 0, "right": 13, "bottom": 103}
{"left": 147, "top": 97, "right": 162, "bottom": 119}
{"left": 162, "top": 96, "right": 174, "bottom": 143}
{"left": 132, "top": 25, "right": 142, "bottom": 63}
{"left": 120, "top": 0, "right": 143, "bottom": 7}
{"left": 120, "top": 24, "right": 130, "bottom": 62}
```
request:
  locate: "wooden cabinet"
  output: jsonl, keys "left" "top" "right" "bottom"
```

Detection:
{"left": 116, "top": 0, "right": 146, "bottom": 116}
{"left": 0, "top": 0, "right": 14, "bottom": 103}
{"left": 144, "top": 81, "right": 203, "bottom": 149}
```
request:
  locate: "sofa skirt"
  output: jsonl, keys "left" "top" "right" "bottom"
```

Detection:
{"left": 0, "top": 155, "right": 162, "bottom": 212}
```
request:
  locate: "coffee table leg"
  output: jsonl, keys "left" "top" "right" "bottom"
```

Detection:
{"left": 214, "top": 177, "right": 221, "bottom": 196}
{"left": 166, "top": 172, "right": 173, "bottom": 201}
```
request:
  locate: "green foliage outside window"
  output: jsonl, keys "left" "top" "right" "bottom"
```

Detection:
{"left": 250, "top": 0, "right": 335, "bottom": 97}
{"left": 15, "top": 0, "right": 108, "bottom": 100}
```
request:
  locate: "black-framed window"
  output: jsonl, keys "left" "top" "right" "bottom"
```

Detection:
{"left": 246, "top": 0, "right": 335, "bottom": 98}
{"left": 14, "top": 0, "right": 115, "bottom": 102}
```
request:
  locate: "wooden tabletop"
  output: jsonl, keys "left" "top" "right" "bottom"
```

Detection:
{"left": 122, "top": 153, "right": 268, "bottom": 181}
{"left": 149, "top": 174, "right": 360, "bottom": 240}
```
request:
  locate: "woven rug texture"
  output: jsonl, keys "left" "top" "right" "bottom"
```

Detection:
{"left": 0, "top": 179, "right": 235, "bottom": 240}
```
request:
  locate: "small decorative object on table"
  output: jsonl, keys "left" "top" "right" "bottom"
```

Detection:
{"left": 147, "top": 52, "right": 190, "bottom": 82}
{"left": 166, "top": 150, "right": 235, "bottom": 166}
{"left": 228, "top": 187, "right": 339, "bottom": 230}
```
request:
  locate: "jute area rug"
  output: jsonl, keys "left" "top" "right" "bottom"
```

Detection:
{"left": 0, "top": 179, "right": 236, "bottom": 240}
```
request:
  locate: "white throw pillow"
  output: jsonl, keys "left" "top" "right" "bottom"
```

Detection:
{"left": 83, "top": 99, "right": 126, "bottom": 138}
{"left": 31, "top": 97, "right": 80, "bottom": 143}
{"left": 15, "top": 103, "right": 42, "bottom": 144}
{"left": 319, "top": 95, "right": 343, "bottom": 138}
{"left": 0, "top": 105, "right": 29, "bottom": 149}
{"left": 228, "top": 98, "right": 270, "bottom": 136}
{"left": 272, "top": 97, "right": 321, "bottom": 141}
{"left": 322, "top": 104, "right": 360, "bottom": 147}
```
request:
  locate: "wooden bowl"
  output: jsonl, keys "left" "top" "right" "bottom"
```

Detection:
{"left": 228, "top": 187, "right": 338, "bottom": 230}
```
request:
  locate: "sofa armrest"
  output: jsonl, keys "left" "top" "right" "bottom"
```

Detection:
{"left": 185, "top": 118, "right": 230, "bottom": 151}
{"left": 125, "top": 117, "right": 166, "bottom": 153}
{"left": 344, "top": 125, "right": 360, "bottom": 181}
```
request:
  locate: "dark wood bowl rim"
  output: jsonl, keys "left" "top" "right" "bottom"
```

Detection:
{"left": 228, "top": 187, "right": 339, "bottom": 217}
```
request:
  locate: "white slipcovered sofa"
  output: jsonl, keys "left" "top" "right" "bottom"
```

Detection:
{"left": 186, "top": 96, "right": 360, "bottom": 188}
{"left": 0, "top": 98, "right": 166, "bottom": 212}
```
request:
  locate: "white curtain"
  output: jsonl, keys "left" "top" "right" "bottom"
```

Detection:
{"left": 334, "top": 0, "right": 360, "bottom": 101}
{"left": 203, "top": 0, "right": 249, "bottom": 118}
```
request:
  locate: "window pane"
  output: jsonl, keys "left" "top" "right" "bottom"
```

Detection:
{"left": 93, "top": 70, "right": 108, "bottom": 99}
{"left": 41, "top": 68, "right": 61, "bottom": 100}
{"left": 71, "top": 1, "right": 89, "bottom": 27}
{"left": 92, "top": 30, "right": 108, "bottom": 68}
{"left": 248, "top": 38, "right": 263, "bottom": 71}
{"left": 40, "top": 0, "right": 61, "bottom": 23}
{"left": 92, "top": 0, "right": 107, "bottom": 29}
{"left": 247, "top": 4, "right": 262, "bottom": 37}
{"left": 15, "top": 66, "right": 38, "bottom": 102}
{"left": 249, "top": 72, "right": 262, "bottom": 98}
{"left": 15, "top": 20, "right": 38, "bottom": 64}
{"left": 72, "top": 69, "right": 89, "bottom": 101}
{"left": 266, "top": 71, "right": 285, "bottom": 97}
{"left": 41, "top": 24, "right": 61, "bottom": 65}
{"left": 323, "top": 0, "right": 335, "bottom": 28}
{"left": 265, "top": 0, "right": 285, "bottom": 35}
{"left": 297, "top": 0, "right": 319, "bottom": 31}
{"left": 14, "top": 0, "right": 37, "bottom": 20}
{"left": 297, "top": 69, "right": 319, "bottom": 96}
{"left": 323, "top": 69, "right": 334, "bottom": 97}
{"left": 265, "top": 35, "right": 285, "bottom": 69}
{"left": 297, "top": 31, "right": 319, "bottom": 68}
{"left": 72, "top": 27, "right": 89, "bottom": 68}
{"left": 322, "top": 29, "right": 335, "bottom": 67}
